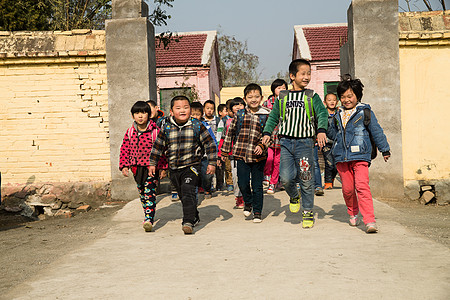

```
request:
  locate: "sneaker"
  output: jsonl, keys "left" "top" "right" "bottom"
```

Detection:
{"left": 227, "top": 185, "right": 234, "bottom": 192}
{"left": 324, "top": 182, "right": 333, "bottom": 190}
{"left": 182, "top": 222, "right": 194, "bottom": 234}
{"left": 315, "top": 187, "right": 324, "bottom": 196}
{"left": 143, "top": 221, "right": 153, "bottom": 232}
{"left": 234, "top": 196, "right": 244, "bottom": 209}
{"left": 243, "top": 203, "right": 252, "bottom": 217}
{"left": 253, "top": 212, "right": 262, "bottom": 223}
{"left": 198, "top": 187, "right": 205, "bottom": 194}
{"left": 171, "top": 192, "right": 179, "bottom": 201}
{"left": 210, "top": 186, "right": 216, "bottom": 193}
{"left": 205, "top": 192, "right": 212, "bottom": 199}
{"left": 289, "top": 196, "right": 301, "bottom": 213}
{"left": 302, "top": 211, "right": 315, "bottom": 229}
{"left": 193, "top": 216, "right": 200, "bottom": 227}
{"left": 263, "top": 175, "right": 270, "bottom": 187}
{"left": 366, "top": 222, "right": 378, "bottom": 233}
{"left": 349, "top": 215, "right": 359, "bottom": 226}
{"left": 267, "top": 184, "right": 275, "bottom": 194}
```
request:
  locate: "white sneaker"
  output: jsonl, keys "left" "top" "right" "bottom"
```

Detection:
{"left": 267, "top": 184, "right": 275, "bottom": 194}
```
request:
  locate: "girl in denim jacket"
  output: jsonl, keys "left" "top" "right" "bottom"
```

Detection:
{"left": 327, "top": 75, "right": 391, "bottom": 233}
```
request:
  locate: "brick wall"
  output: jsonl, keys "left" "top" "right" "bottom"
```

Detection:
{"left": 0, "top": 30, "right": 110, "bottom": 186}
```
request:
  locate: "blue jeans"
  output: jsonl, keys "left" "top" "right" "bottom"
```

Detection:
{"left": 314, "top": 145, "right": 322, "bottom": 189}
{"left": 279, "top": 137, "right": 315, "bottom": 211}
{"left": 237, "top": 160, "right": 265, "bottom": 214}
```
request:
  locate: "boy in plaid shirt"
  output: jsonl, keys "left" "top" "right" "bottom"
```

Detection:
{"left": 149, "top": 96, "right": 217, "bottom": 234}
{"left": 221, "top": 84, "right": 270, "bottom": 223}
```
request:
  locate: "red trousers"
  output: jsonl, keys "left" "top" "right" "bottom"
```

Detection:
{"left": 336, "top": 161, "right": 375, "bottom": 224}
{"left": 264, "top": 147, "right": 280, "bottom": 185}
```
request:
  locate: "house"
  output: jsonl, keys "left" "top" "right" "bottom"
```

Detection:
{"left": 155, "top": 31, "right": 222, "bottom": 113}
{"left": 293, "top": 23, "right": 347, "bottom": 100}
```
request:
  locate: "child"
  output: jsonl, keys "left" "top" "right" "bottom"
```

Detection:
{"left": 146, "top": 100, "right": 165, "bottom": 123}
{"left": 222, "top": 84, "right": 270, "bottom": 223}
{"left": 322, "top": 93, "right": 339, "bottom": 190}
{"left": 219, "top": 97, "right": 245, "bottom": 208}
{"left": 262, "top": 59, "right": 328, "bottom": 229}
{"left": 191, "top": 101, "right": 218, "bottom": 199}
{"left": 327, "top": 75, "right": 390, "bottom": 233}
{"left": 203, "top": 100, "right": 222, "bottom": 192}
{"left": 218, "top": 100, "right": 234, "bottom": 191}
{"left": 263, "top": 79, "right": 288, "bottom": 194}
{"left": 149, "top": 96, "right": 217, "bottom": 235}
{"left": 119, "top": 101, "right": 167, "bottom": 232}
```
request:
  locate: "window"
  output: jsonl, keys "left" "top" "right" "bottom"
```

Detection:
{"left": 324, "top": 81, "right": 339, "bottom": 96}
{"left": 159, "top": 87, "right": 192, "bottom": 115}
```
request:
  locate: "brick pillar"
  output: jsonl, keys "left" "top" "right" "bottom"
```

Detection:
{"left": 342, "top": 0, "right": 404, "bottom": 199}
{"left": 106, "top": 0, "right": 157, "bottom": 201}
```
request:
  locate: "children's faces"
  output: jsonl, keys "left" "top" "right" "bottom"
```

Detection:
{"left": 340, "top": 88, "right": 358, "bottom": 110}
{"left": 170, "top": 100, "right": 191, "bottom": 123}
{"left": 218, "top": 108, "right": 227, "bottom": 118}
{"left": 132, "top": 112, "right": 148, "bottom": 125}
{"left": 204, "top": 103, "right": 215, "bottom": 118}
{"left": 324, "top": 94, "right": 338, "bottom": 109}
{"left": 231, "top": 103, "right": 245, "bottom": 114}
{"left": 149, "top": 104, "right": 159, "bottom": 118}
{"left": 244, "top": 90, "right": 262, "bottom": 112}
{"left": 274, "top": 84, "right": 287, "bottom": 97}
{"left": 290, "top": 64, "right": 311, "bottom": 90}
{"left": 191, "top": 109, "right": 203, "bottom": 120}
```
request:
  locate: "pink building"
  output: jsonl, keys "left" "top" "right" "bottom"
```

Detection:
{"left": 293, "top": 24, "right": 347, "bottom": 100}
{"left": 155, "top": 31, "right": 222, "bottom": 114}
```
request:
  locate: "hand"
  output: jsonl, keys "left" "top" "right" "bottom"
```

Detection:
{"left": 383, "top": 154, "right": 391, "bottom": 162}
{"left": 262, "top": 135, "right": 270, "bottom": 146}
{"left": 254, "top": 145, "right": 263, "bottom": 155}
{"left": 206, "top": 164, "right": 216, "bottom": 175}
{"left": 217, "top": 159, "right": 222, "bottom": 167}
{"left": 159, "top": 169, "right": 167, "bottom": 179}
{"left": 220, "top": 154, "right": 227, "bottom": 162}
{"left": 121, "top": 168, "right": 129, "bottom": 177}
{"left": 316, "top": 132, "right": 327, "bottom": 148}
{"left": 148, "top": 166, "right": 156, "bottom": 177}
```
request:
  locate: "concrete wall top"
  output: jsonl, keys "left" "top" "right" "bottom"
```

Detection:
{"left": 0, "top": 30, "right": 106, "bottom": 58}
{"left": 399, "top": 10, "right": 450, "bottom": 32}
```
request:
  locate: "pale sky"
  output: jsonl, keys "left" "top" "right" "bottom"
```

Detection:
{"left": 153, "top": 0, "right": 444, "bottom": 81}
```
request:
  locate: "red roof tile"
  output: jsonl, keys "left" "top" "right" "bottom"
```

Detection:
{"left": 303, "top": 26, "right": 347, "bottom": 61}
{"left": 155, "top": 34, "right": 207, "bottom": 67}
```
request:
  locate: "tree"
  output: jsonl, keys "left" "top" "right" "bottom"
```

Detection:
{"left": 218, "top": 33, "right": 260, "bottom": 87}
{"left": 399, "top": 0, "right": 447, "bottom": 12}
{"left": 0, "top": 0, "right": 52, "bottom": 31}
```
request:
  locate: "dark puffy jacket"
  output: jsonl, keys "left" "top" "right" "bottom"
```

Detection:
{"left": 327, "top": 103, "right": 390, "bottom": 163}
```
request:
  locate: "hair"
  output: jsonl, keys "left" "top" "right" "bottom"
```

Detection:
{"left": 146, "top": 100, "right": 157, "bottom": 107}
{"left": 230, "top": 97, "right": 246, "bottom": 110}
{"left": 217, "top": 104, "right": 227, "bottom": 113}
{"left": 324, "top": 93, "right": 337, "bottom": 100}
{"left": 225, "top": 99, "right": 233, "bottom": 110}
{"left": 288, "top": 59, "right": 311, "bottom": 78}
{"left": 131, "top": 101, "right": 151, "bottom": 115}
{"left": 270, "top": 78, "right": 288, "bottom": 96}
{"left": 243, "top": 83, "right": 262, "bottom": 98}
{"left": 190, "top": 101, "right": 204, "bottom": 113}
{"left": 170, "top": 95, "right": 190, "bottom": 109}
{"left": 204, "top": 100, "right": 215, "bottom": 109}
{"left": 336, "top": 74, "right": 364, "bottom": 101}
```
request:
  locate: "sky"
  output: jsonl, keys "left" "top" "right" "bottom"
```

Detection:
{"left": 152, "top": 0, "right": 444, "bottom": 81}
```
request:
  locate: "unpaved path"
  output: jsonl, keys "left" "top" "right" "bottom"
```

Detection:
{"left": 2, "top": 188, "right": 450, "bottom": 299}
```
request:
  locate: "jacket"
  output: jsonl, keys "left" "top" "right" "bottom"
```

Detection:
{"left": 327, "top": 103, "right": 390, "bottom": 163}
{"left": 221, "top": 106, "right": 270, "bottom": 163}
{"left": 119, "top": 120, "right": 167, "bottom": 171}
{"left": 149, "top": 117, "right": 217, "bottom": 170}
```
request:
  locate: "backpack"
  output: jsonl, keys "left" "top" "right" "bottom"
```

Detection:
{"left": 126, "top": 124, "right": 158, "bottom": 144}
{"left": 363, "top": 108, "right": 378, "bottom": 160}
{"left": 233, "top": 109, "right": 268, "bottom": 145}
{"left": 278, "top": 89, "right": 317, "bottom": 133}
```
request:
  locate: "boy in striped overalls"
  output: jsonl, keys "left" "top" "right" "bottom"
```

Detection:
{"left": 262, "top": 59, "right": 328, "bottom": 228}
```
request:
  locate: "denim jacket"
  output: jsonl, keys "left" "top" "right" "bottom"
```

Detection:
{"left": 327, "top": 103, "right": 390, "bottom": 163}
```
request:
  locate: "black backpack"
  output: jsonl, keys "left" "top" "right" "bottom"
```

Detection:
{"left": 363, "top": 108, "right": 377, "bottom": 160}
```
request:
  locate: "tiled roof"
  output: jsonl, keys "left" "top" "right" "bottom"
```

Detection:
{"left": 155, "top": 33, "right": 207, "bottom": 67}
{"left": 302, "top": 26, "right": 347, "bottom": 61}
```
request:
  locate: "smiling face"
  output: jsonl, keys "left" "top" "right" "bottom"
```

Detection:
{"left": 290, "top": 64, "right": 311, "bottom": 90}
{"left": 274, "top": 84, "right": 287, "bottom": 97}
{"left": 244, "top": 90, "right": 262, "bottom": 112}
{"left": 132, "top": 111, "right": 149, "bottom": 126}
{"left": 231, "top": 103, "right": 245, "bottom": 114}
{"left": 170, "top": 99, "right": 191, "bottom": 124}
{"left": 340, "top": 88, "right": 358, "bottom": 110}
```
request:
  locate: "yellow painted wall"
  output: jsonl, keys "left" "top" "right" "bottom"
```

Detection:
{"left": 220, "top": 86, "right": 273, "bottom": 104}
{"left": 0, "top": 56, "right": 111, "bottom": 184}
{"left": 400, "top": 45, "right": 450, "bottom": 181}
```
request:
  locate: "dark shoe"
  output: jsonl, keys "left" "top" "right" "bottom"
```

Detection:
{"left": 315, "top": 187, "right": 324, "bottom": 196}
{"left": 253, "top": 212, "right": 262, "bottom": 223}
{"left": 182, "top": 222, "right": 194, "bottom": 234}
{"left": 193, "top": 216, "right": 200, "bottom": 227}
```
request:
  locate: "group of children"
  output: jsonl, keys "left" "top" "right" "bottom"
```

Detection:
{"left": 119, "top": 59, "right": 391, "bottom": 235}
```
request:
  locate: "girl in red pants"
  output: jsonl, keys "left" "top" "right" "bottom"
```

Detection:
{"left": 327, "top": 75, "right": 391, "bottom": 233}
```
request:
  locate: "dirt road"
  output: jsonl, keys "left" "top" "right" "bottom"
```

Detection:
{"left": 1, "top": 188, "right": 449, "bottom": 299}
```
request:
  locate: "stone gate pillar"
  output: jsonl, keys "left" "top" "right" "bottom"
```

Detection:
{"left": 106, "top": 0, "right": 157, "bottom": 201}
{"left": 341, "top": 0, "right": 404, "bottom": 199}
